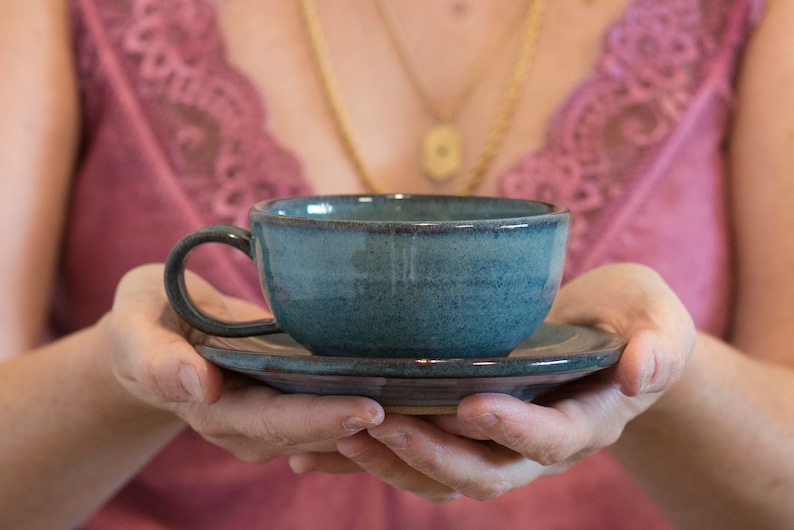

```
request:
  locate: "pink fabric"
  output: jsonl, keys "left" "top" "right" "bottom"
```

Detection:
{"left": 58, "top": 0, "right": 763, "bottom": 527}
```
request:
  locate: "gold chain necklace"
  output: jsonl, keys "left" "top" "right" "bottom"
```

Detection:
{"left": 375, "top": 0, "right": 533, "bottom": 182}
{"left": 299, "top": 0, "right": 546, "bottom": 195}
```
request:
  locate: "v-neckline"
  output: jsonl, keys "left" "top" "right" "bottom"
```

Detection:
{"left": 202, "top": 0, "right": 644, "bottom": 196}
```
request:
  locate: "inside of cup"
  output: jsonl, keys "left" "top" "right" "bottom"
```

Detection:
{"left": 262, "top": 194, "right": 563, "bottom": 222}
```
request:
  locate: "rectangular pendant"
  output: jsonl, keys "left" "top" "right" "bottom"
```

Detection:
{"left": 422, "top": 122, "right": 463, "bottom": 182}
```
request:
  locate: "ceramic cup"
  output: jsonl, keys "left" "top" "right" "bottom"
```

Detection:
{"left": 164, "top": 194, "right": 570, "bottom": 359}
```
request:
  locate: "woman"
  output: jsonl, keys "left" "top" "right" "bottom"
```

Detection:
{"left": 1, "top": 0, "right": 792, "bottom": 528}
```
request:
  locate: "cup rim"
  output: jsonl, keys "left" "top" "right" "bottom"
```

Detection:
{"left": 251, "top": 194, "right": 570, "bottom": 232}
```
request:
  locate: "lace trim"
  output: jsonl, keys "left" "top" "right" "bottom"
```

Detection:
{"left": 78, "top": 0, "right": 312, "bottom": 228}
{"left": 501, "top": 0, "right": 754, "bottom": 276}
{"left": 75, "top": 0, "right": 755, "bottom": 255}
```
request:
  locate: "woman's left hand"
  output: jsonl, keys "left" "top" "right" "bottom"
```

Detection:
{"left": 289, "top": 263, "right": 696, "bottom": 502}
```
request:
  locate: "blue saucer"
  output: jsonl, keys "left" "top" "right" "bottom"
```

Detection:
{"left": 198, "top": 323, "right": 624, "bottom": 414}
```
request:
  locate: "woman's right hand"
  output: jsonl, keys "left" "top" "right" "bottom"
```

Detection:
{"left": 103, "top": 264, "right": 385, "bottom": 463}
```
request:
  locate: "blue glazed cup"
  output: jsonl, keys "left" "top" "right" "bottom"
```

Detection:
{"left": 164, "top": 194, "right": 570, "bottom": 359}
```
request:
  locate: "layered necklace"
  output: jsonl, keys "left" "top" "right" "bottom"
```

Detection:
{"left": 300, "top": 0, "right": 547, "bottom": 195}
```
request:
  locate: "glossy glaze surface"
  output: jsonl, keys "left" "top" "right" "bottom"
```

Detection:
{"left": 253, "top": 194, "right": 570, "bottom": 358}
{"left": 167, "top": 194, "right": 570, "bottom": 357}
{"left": 199, "top": 324, "right": 623, "bottom": 412}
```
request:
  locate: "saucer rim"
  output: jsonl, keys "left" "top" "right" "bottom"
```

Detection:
{"left": 198, "top": 323, "right": 625, "bottom": 379}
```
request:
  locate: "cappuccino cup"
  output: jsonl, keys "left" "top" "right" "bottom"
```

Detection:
{"left": 164, "top": 194, "right": 570, "bottom": 359}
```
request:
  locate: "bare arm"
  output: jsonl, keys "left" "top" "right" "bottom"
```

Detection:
{"left": 0, "top": 0, "right": 78, "bottom": 357}
{"left": 0, "top": 4, "right": 383, "bottom": 528}
{"left": 0, "top": 266, "right": 384, "bottom": 529}
{"left": 0, "top": 4, "right": 172, "bottom": 527}
{"left": 0, "top": 5, "right": 183, "bottom": 527}
{"left": 0, "top": 321, "right": 186, "bottom": 529}
{"left": 611, "top": 1, "right": 794, "bottom": 527}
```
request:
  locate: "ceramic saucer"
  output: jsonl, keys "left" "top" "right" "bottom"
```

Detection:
{"left": 198, "top": 323, "right": 624, "bottom": 414}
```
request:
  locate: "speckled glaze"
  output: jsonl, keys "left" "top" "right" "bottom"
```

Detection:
{"left": 165, "top": 194, "right": 570, "bottom": 358}
{"left": 199, "top": 324, "right": 624, "bottom": 413}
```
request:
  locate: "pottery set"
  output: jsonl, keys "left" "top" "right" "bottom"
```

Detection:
{"left": 164, "top": 194, "right": 624, "bottom": 413}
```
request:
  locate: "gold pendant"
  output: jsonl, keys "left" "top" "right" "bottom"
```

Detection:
{"left": 422, "top": 122, "right": 463, "bottom": 182}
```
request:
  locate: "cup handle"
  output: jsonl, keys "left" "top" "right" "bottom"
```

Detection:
{"left": 163, "top": 225, "right": 280, "bottom": 337}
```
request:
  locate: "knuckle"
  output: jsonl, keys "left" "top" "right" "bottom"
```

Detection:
{"left": 600, "top": 425, "right": 624, "bottom": 448}
{"left": 255, "top": 417, "right": 300, "bottom": 448}
{"left": 533, "top": 437, "right": 577, "bottom": 466}
{"left": 493, "top": 424, "right": 525, "bottom": 450}
{"left": 413, "top": 448, "right": 447, "bottom": 475}
{"left": 534, "top": 449, "right": 565, "bottom": 467}
{"left": 398, "top": 438, "right": 447, "bottom": 473}
{"left": 186, "top": 412, "right": 223, "bottom": 440}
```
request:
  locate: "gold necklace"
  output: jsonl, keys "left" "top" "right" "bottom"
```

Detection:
{"left": 300, "top": 0, "right": 546, "bottom": 195}
{"left": 375, "top": 0, "right": 532, "bottom": 182}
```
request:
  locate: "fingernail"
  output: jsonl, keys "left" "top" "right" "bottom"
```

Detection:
{"left": 468, "top": 412, "right": 498, "bottom": 428}
{"left": 288, "top": 454, "right": 312, "bottom": 474}
{"left": 638, "top": 372, "right": 651, "bottom": 394}
{"left": 639, "top": 354, "right": 657, "bottom": 394}
{"left": 372, "top": 431, "right": 407, "bottom": 449}
{"left": 179, "top": 364, "right": 203, "bottom": 402}
{"left": 343, "top": 416, "right": 380, "bottom": 431}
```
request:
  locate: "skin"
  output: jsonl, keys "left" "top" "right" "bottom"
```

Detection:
{"left": 1, "top": 1, "right": 792, "bottom": 529}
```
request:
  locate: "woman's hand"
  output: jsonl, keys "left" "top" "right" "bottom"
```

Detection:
{"left": 104, "top": 264, "right": 385, "bottom": 463}
{"left": 290, "top": 263, "right": 696, "bottom": 502}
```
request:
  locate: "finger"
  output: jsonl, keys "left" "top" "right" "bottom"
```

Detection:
{"left": 182, "top": 390, "right": 385, "bottom": 461}
{"left": 108, "top": 302, "right": 226, "bottom": 405}
{"left": 110, "top": 265, "right": 273, "bottom": 406}
{"left": 361, "top": 416, "right": 545, "bottom": 501}
{"left": 336, "top": 431, "right": 461, "bottom": 503}
{"left": 106, "top": 265, "right": 223, "bottom": 404}
{"left": 613, "top": 327, "right": 688, "bottom": 396}
{"left": 547, "top": 264, "right": 695, "bottom": 396}
{"left": 457, "top": 391, "right": 643, "bottom": 467}
{"left": 289, "top": 452, "right": 364, "bottom": 475}
{"left": 422, "top": 414, "right": 491, "bottom": 440}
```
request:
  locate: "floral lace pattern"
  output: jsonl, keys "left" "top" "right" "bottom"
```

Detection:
{"left": 502, "top": 0, "right": 756, "bottom": 275}
{"left": 76, "top": 0, "right": 312, "bottom": 229}
{"left": 73, "top": 0, "right": 757, "bottom": 259}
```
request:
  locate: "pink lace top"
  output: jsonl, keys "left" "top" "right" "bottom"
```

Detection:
{"left": 60, "top": 0, "right": 763, "bottom": 528}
